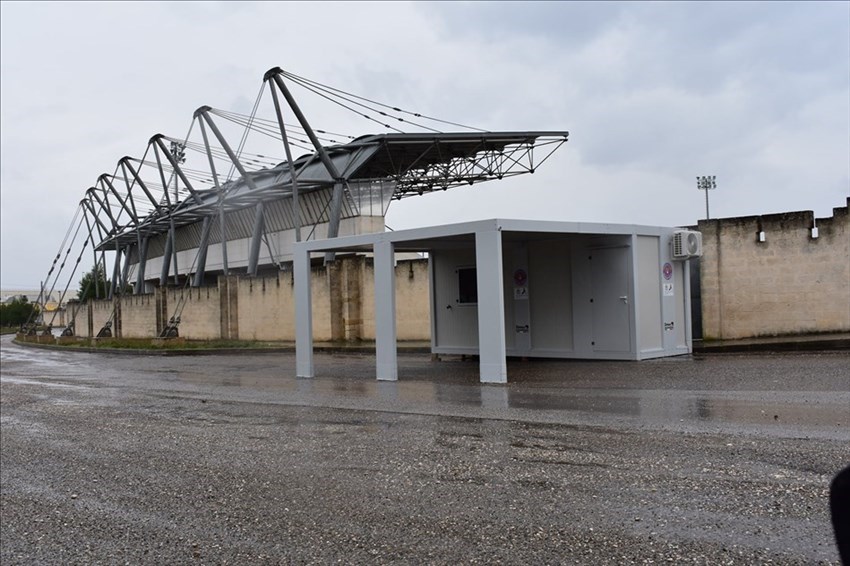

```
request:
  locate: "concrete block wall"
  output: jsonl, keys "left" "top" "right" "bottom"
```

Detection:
{"left": 71, "top": 256, "right": 432, "bottom": 343}
{"left": 71, "top": 302, "right": 90, "bottom": 337}
{"left": 235, "top": 271, "right": 334, "bottom": 342}
{"left": 326, "top": 256, "right": 365, "bottom": 342}
{"left": 309, "top": 266, "right": 335, "bottom": 342}
{"left": 168, "top": 286, "right": 221, "bottom": 340}
{"left": 236, "top": 273, "right": 292, "bottom": 341}
{"left": 312, "top": 256, "right": 431, "bottom": 343}
{"left": 392, "top": 258, "right": 431, "bottom": 341}
{"left": 699, "top": 199, "right": 849, "bottom": 339}
{"left": 119, "top": 294, "right": 158, "bottom": 338}
{"left": 90, "top": 300, "right": 115, "bottom": 336}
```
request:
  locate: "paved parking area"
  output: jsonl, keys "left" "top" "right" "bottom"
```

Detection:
{"left": 1, "top": 336, "right": 848, "bottom": 564}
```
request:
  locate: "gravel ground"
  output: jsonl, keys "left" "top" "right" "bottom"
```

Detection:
{"left": 1, "top": 336, "right": 848, "bottom": 564}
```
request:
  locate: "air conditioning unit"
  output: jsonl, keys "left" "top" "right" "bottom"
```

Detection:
{"left": 671, "top": 230, "right": 703, "bottom": 260}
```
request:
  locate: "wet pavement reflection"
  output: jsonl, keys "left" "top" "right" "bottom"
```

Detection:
{"left": 1, "top": 335, "right": 847, "bottom": 439}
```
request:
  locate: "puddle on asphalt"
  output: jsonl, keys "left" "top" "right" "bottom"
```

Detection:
{"left": 0, "top": 376, "right": 89, "bottom": 390}
{"left": 3, "top": 335, "right": 845, "bottom": 429}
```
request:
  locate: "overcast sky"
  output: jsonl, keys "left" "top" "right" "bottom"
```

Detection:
{"left": 1, "top": 1, "right": 848, "bottom": 290}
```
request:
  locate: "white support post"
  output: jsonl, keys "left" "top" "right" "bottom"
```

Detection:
{"left": 373, "top": 239, "right": 398, "bottom": 381}
{"left": 294, "top": 245, "right": 314, "bottom": 378}
{"left": 475, "top": 229, "right": 507, "bottom": 384}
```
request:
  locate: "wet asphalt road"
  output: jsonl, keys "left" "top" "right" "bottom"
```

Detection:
{"left": 1, "top": 335, "right": 848, "bottom": 564}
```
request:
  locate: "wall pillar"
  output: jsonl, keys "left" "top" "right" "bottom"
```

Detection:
{"left": 219, "top": 275, "right": 239, "bottom": 340}
{"left": 328, "top": 261, "right": 344, "bottom": 341}
{"left": 155, "top": 287, "right": 168, "bottom": 336}
{"left": 87, "top": 301, "right": 94, "bottom": 338}
{"left": 343, "top": 257, "right": 364, "bottom": 342}
{"left": 113, "top": 297, "right": 122, "bottom": 338}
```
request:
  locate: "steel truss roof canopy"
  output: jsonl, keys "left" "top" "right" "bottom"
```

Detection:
{"left": 97, "top": 130, "right": 568, "bottom": 251}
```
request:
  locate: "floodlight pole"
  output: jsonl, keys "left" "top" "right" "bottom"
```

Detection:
{"left": 170, "top": 141, "right": 186, "bottom": 204}
{"left": 696, "top": 175, "right": 716, "bottom": 220}
{"left": 169, "top": 141, "right": 186, "bottom": 286}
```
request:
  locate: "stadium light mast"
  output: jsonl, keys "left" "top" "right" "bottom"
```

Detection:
{"left": 696, "top": 175, "right": 716, "bottom": 220}
{"left": 169, "top": 141, "right": 186, "bottom": 284}
{"left": 169, "top": 141, "right": 187, "bottom": 203}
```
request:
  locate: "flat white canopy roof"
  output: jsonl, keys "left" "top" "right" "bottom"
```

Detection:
{"left": 295, "top": 218, "right": 677, "bottom": 254}
{"left": 293, "top": 218, "right": 687, "bottom": 384}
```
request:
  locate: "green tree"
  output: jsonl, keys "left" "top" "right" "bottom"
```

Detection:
{"left": 78, "top": 264, "right": 111, "bottom": 302}
{"left": 0, "top": 296, "right": 39, "bottom": 327}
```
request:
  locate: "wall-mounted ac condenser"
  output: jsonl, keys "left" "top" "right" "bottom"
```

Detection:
{"left": 671, "top": 230, "right": 703, "bottom": 260}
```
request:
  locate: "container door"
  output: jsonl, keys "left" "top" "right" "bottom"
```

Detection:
{"left": 590, "top": 246, "right": 631, "bottom": 353}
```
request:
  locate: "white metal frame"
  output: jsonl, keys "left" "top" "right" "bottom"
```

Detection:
{"left": 294, "top": 218, "right": 692, "bottom": 383}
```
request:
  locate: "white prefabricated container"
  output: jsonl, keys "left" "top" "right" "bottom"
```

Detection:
{"left": 429, "top": 225, "right": 696, "bottom": 361}
{"left": 294, "top": 219, "right": 700, "bottom": 382}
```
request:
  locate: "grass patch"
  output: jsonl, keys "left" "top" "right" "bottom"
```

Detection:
{"left": 60, "top": 338, "right": 283, "bottom": 350}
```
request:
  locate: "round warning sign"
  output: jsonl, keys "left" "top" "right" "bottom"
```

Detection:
{"left": 662, "top": 262, "right": 673, "bottom": 281}
{"left": 513, "top": 268, "right": 528, "bottom": 286}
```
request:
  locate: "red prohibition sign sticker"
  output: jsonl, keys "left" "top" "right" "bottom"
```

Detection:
{"left": 514, "top": 268, "right": 528, "bottom": 286}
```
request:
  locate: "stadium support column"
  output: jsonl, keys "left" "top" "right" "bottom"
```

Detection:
{"left": 475, "top": 228, "right": 507, "bottom": 384}
{"left": 247, "top": 203, "right": 265, "bottom": 276}
{"left": 294, "top": 244, "right": 313, "bottom": 378}
{"left": 109, "top": 242, "right": 121, "bottom": 299}
{"left": 266, "top": 75, "right": 302, "bottom": 243}
{"left": 373, "top": 239, "right": 398, "bottom": 381}
{"left": 171, "top": 218, "right": 179, "bottom": 286}
{"left": 195, "top": 108, "right": 261, "bottom": 275}
{"left": 325, "top": 182, "right": 345, "bottom": 263}
{"left": 160, "top": 227, "right": 173, "bottom": 286}
{"left": 197, "top": 117, "right": 229, "bottom": 276}
{"left": 219, "top": 204, "right": 229, "bottom": 275}
{"left": 265, "top": 69, "right": 344, "bottom": 263}
{"left": 120, "top": 247, "right": 132, "bottom": 290}
{"left": 193, "top": 217, "right": 213, "bottom": 287}
{"left": 135, "top": 236, "right": 149, "bottom": 294}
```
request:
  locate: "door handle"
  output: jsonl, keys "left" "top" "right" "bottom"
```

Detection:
{"left": 619, "top": 296, "right": 629, "bottom": 304}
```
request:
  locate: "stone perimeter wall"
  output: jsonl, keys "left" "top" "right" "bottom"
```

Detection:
{"left": 73, "top": 257, "right": 431, "bottom": 342}
{"left": 698, "top": 199, "right": 849, "bottom": 340}
{"left": 69, "top": 199, "right": 849, "bottom": 344}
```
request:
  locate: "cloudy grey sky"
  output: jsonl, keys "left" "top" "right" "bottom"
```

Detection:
{"left": 1, "top": 1, "right": 848, "bottom": 289}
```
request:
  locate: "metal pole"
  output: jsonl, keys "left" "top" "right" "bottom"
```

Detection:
{"left": 197, "top": 117, "right": 229, "bottom": 275}
{"left": 266, "top": 70, "right": 341, "bottom": 179}
{"left": 193, "top": 217, "right": 213, "bottom": 287}
{"left": 170, "top": 218, "right": 179, "bottom": 286}
{"left": 109, "top": 242, "right": 121, "bottom": 299}
{"left": 135, "top": 236, "right": 149, "bottom": 294}
{"left": 696, "top": 176, "right": 716, "bottom": 220}
{"left": 267, "top": 79, "right": 302, "bottom": 242}
{"left": 194, "top": 110, "right": 257, "bottom": 188}
{"left": 247, "top": 202, "right": 265, "bottom": 276}
{"left": 266, "top": 69, "right": 346, "bottom": 262}
{"left": 38, "top": 281, "right": 44, "bottom": 326}
{"left": 81, "top": 207, "right": 100, "bottom": 300}
{"left": 219, "top": 204, "right": 229, "bottom": 276}
{"left": 160, "top": 225, "right": 173, "bottom": 287}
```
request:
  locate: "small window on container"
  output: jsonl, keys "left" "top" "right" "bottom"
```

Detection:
{"left": 457, "top": 267, "right": 478, "bottom": 304}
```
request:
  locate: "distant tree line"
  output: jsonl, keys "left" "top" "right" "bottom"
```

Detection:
{"left": 78, "top": 264, "right": 111, "bottom": 302}
{"left": 0, "top": 297, "right": 39, "bottom": 327}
